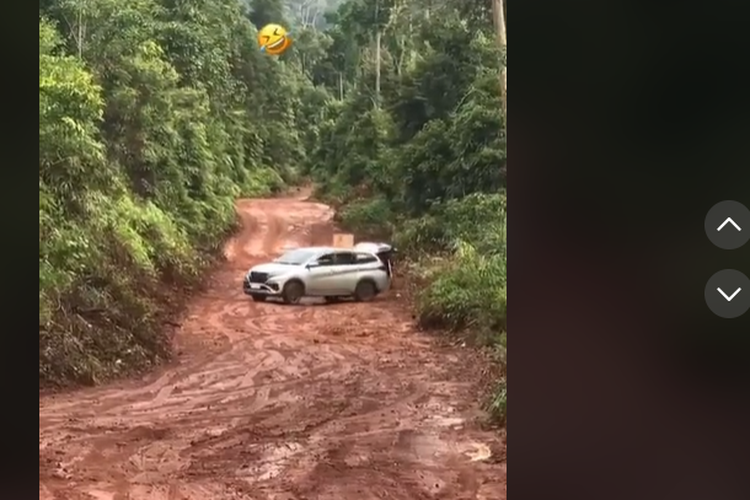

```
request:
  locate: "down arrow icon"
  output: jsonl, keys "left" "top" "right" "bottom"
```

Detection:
{"left": 705, "top": 269, "right": 750, "bottom": 318}
{"left": 717, "top": 287, "right": 741, "bottom": 301}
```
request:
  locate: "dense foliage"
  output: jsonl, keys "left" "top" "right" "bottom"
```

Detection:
{"left": 39, "top": 0, "right": 506, "bottom": 425}
{"left": 299, "top": 0, "right": 507, "bottom": 423}
{"left": 39, "top": 0, "right": 319, "bottom": 386}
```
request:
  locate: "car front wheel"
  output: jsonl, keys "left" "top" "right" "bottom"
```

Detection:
{"left": 282, "top": 280, "right": 304, "bottom": 305}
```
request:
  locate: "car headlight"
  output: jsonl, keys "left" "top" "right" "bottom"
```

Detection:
{"left": 265, "top": 276, "right": 281, "bottom": 290}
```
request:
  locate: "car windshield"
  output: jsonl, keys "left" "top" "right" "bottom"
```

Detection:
{"left": 273, "top": 249, "right": 317, "bottom": 265}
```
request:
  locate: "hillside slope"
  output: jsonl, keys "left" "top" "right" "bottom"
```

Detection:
{"left": 39, "top": 0, "right": 316, "bottom": 386}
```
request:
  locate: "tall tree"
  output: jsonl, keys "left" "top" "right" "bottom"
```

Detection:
{"left": 247, "top": 0, "right": 287, "bottom": 29}
{"left": 492, "top": 0, "right": 507, "bottom": 126}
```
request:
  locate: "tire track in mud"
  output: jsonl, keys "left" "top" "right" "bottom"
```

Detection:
{"left": 39, "top": 192, "right": 506, "bottom": 500}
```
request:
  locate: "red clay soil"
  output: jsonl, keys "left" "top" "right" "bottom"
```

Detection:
{"left": 39, "top": 191, "right": 506, "bottom": 500}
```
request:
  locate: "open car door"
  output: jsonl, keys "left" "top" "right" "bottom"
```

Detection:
{"left": 354, "top": 242, "right": 396, "bottom": 277}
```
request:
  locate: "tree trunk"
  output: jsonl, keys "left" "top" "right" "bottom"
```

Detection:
{"left": 492, "top": 0, "right": 507, "bottom": 126}
{"left": 374, "top": 0, "right": 382, "bottom": 105}
{"left": 77, "top": 10, "right": 84, "bottom": 58}
{"left": 375, "top": 30, "right": 382, "bottom": 102}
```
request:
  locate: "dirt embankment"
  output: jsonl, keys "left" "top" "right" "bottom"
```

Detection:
{"left": 39, "top": 191, "right": 506, "bottom": 500}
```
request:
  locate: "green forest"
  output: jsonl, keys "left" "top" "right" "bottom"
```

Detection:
{"left": 39, "top": 0, "right": 506, "bottom": 423}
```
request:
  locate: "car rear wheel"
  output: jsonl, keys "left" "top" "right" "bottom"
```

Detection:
{"left": 354, "top": 280, "right": 376, "bottom": 302}
{"left": 282, "top": 280, "right": 304, "bottom": 305}
{"left": 251, "top": 295, "right": 267, "bottom": 302}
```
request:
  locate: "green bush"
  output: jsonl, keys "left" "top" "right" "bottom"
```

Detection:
{"left": 399, "top": 193, "right": 506, "bottom": 346}
{"left": 395, "top": 192, "right": 506, "bottom": 255}
{"left": 311, "top": 173, "right": 354, "bottom": 206}
{"left": 416, "top": 241, "right": 506, "bottom": 345}
{"left": 240, "top": 166, "right": 286, "bottom": 197}
{"left": 336, "top": 196, "right": 395, "bottom": 238}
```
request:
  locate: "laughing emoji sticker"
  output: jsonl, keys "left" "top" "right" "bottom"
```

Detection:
{"left": 258, "top": 23, "right": 291, "bottom": 56}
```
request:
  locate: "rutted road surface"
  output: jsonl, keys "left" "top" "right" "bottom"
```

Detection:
{"left": 39, "top": 192, "right": 506, "bottom": 500}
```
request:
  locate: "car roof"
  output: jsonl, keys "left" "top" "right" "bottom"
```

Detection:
{"left": 285, "top": 246, "right": 349, "bottom": 253}
{"left": 307, "top": 246, "right": 337, "bottom": 253}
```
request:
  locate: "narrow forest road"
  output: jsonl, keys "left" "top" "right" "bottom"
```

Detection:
{"left": 39, "top": 191, "right": 506, "bottom": 500}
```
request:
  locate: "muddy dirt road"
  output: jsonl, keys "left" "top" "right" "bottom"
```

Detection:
{"left": 39, "top": 192, "right": 506, "bottom": 500}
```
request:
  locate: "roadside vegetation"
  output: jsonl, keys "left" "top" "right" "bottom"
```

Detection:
{"left": 39, "top": 0, "right": 506, "bottom": 425}
{"left": 301, "top": 0, "right": 507, "bottom": 424}
{"left": 39, "top": 0, "right": 319, "bottom": 386}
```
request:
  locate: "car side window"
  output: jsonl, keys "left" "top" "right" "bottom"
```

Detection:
{"left": 316, "top": 253, "right": 335, "bottom": 266}
{"left": 355, "top": 253, "right": 378, "bottom": 263}
{"left": 333, "top": 252, "right": 357, "bottom": 265}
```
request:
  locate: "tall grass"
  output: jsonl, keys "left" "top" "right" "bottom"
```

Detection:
{"left": 399, "top": 192, "right": 507, "bottom": 423}
{"left": 319, "top": 188, "right": 508, "bottom": 425}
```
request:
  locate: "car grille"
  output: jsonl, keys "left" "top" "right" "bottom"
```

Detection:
{"left": 248, "top": 272, "right": 269, "bottom": 283}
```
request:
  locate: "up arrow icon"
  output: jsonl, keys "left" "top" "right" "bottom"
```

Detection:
{"left": 705, "top": 200, "right": 750, "bottom": 250}
{"left": 717, "top": 217, "right": 741, "bottom": 232}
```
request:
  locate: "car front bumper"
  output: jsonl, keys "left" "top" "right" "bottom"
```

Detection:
{"left": 243, "top": 280, "right": 281, "bottom": 295}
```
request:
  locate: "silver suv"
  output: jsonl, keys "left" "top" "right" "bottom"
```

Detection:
{"left": 243, "top": 246, "right": 392, "bottom": 304}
